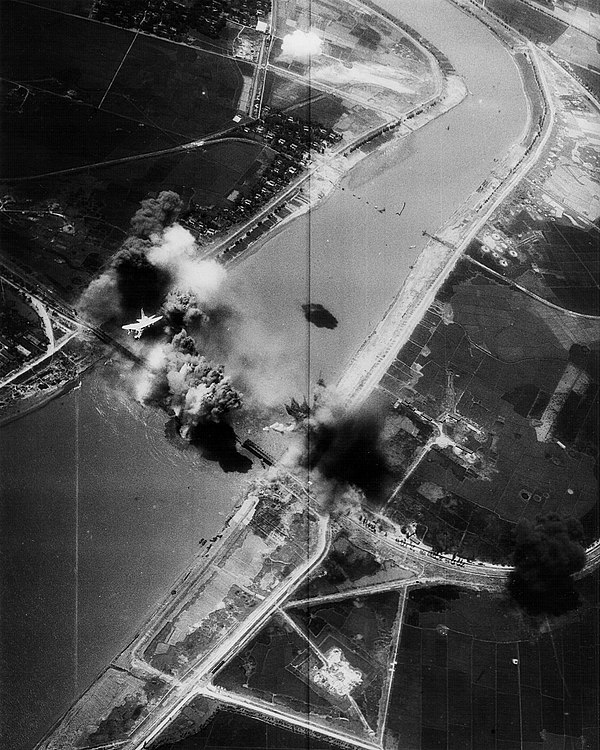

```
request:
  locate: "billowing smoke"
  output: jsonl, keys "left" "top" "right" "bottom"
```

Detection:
{"left": 137, "top": 330, "right": 242, "bottom": 439}
{"left": 130, "top": 190, "right": 183, "bottom": 239}
{"left": 294, "top": 391, "right": 390, "bottom": 514}
{"left": 162, "top": 289, "right": 208, "bottom": 331}
{"left": 281, "top": 29, "right": 323, "bottom": 59}
{"left": 78, "top": 198, "right": 225, "bottom": 324}
{"left": 113, "top": 237, "right": 170, "bottom": 313}
{"left": 508, "top": 513, "right": 586, "bottom": 616}
{"left": 148, "top": 224, "right": 226, "bottom": 302}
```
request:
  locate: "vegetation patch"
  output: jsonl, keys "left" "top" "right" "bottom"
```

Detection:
{"left": 379, "top": 261, "right": 598, "bottom": 561}
{"left": 385, "top": 578, "right": 599, "bottom": 749}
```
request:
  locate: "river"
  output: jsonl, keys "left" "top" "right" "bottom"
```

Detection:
{"left": 0, "top": 2, "right": 527, "bottom": 748}
{"left": 229, "top": 0, "right": 528, "bottom": 394}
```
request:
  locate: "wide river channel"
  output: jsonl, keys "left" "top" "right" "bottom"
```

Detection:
{"left": 0, "top": 2, "right": 527, "bottom": 747}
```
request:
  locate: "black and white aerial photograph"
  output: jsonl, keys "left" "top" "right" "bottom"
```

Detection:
{"left": 1, "top": 0, "right": 599, "bottom": 748}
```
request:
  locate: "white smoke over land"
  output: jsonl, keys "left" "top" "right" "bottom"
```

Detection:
{"left": 281, "top": 29, "right": 323, "bottom": 59}
{"left": 148, "top": 224, "right": 226, "bottom": 303}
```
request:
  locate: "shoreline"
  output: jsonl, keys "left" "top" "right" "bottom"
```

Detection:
{"left": 0, "top": 359, "right": 100, "bottom": 430}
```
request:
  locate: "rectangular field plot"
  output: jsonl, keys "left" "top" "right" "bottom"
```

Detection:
{"left": 101, "top": 37, "right": 252, "bottom": 138}
{"left": 385, "top": 580, "right": 599, "bottom": 748}
{"left": 1, "top": 84, "right": 175, "bottom": 178}
{"left": 1, "top": 1, "right": 133, "bottom": 105}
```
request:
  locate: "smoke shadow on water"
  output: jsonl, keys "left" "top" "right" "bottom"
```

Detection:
{"left": 302, "top": 303, "right": 338, "bottom": 329}
{"left": 164, "top": 418, "right": 253, "bottom": 473}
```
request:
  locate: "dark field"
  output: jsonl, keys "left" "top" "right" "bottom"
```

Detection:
{"left": 482, "top": 0, "right": 567, "bottom": 44}
{"left": 469, "top": 215, "right": 600, "bottom": 316}
{"left": 1, "top": 1, "right": 132, "bottom": 106}
{"left": 386, "top": 579, "right": 599, "bottom": 749}
{"left": 214, "top": 614, "right": 334, "bottom": 716}
{"left": 100, "top": 36, "right": 252, "bottom": 138}
{"left": 1, "top": 83, "right": 175, "bottom": 178}
{"left": 379, "top": 262, "right": 598, "bottom": 556}
{"left": 163, "top": 709, "right": 342, "bottom": 750}
{"left": 571, "top": 63, "right": 600, "bottom": 100}
{"left": 2, "top": 1, "right": 251, "bottom": 156}
{"left": 288, "top": 591, "right": 401, "bottom": 730}
{"left": 262, "top": 71, "right": 347, "bottom": 129}
{"left": 14, "top": 0, "right": 93, "bottom": 15}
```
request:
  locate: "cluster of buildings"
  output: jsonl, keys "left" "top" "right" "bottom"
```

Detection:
{"left": 185, "top": 113, "right": 341, "bottom": 237}
{"left": 0, "top": 296, "right": 47, "bottom": 379}
{"left": 92, "top": 0, "right": 270, "bottom": 41}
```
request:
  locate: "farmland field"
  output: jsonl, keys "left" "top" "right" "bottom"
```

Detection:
{"left": 386, "top": 579, "right": 600, "bottom": 749}
{"left": 288, "top": 591, "right": 401, "bottom": 730}
{"left": 479, "top": 0, "right": 567, "bottom": 43}
{"left": 378, "top": 261, "right": 598, "bottom": 558}
{"left": 214, "top": 613, "right": 344, "bottom": 718}
{"left": 100, "top": 36, "right": 253, "bottom": 138}
{"left": 1, "top": 1, "right": 251, "bottom": 144}
{"left": 1, "top": 1, "right": 132, "bottom": 106}
{"left": 164, "top": 708, "right": 342, "bottom": 750}
{"left": 1, "top": 83, "right": 176, "bottom": 178}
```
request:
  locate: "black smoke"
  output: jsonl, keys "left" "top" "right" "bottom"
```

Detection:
{"left": 508, "top": 513, "right": 586, "bottom": 616}
{"left": 130, "top": 190, "right": 183, "bottom": 239}
{"left": 113, "top": 238, "right": 170, "bottom": 313}
{"left": 301, "top": 400, "right": 391, "bottom": 508}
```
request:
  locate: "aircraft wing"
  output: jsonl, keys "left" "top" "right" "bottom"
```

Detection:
{"left": 122, "top": 322, "right": 143, "bottom": 331}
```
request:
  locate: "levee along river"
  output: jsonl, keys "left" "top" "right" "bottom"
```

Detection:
{"left": 0, "top": 2, "right": 528, "bottom": 748}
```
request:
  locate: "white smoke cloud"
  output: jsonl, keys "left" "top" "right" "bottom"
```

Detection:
{"left": 148, "top": 224, "right": 227, "bottom": 303}
{"left": 281, "top": 29, "right": 323, "bottom": 59}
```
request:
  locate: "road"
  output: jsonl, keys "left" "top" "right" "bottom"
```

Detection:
{"left": 0, "top": 271, "right": 81, "bottom": 388}
{"left": 123, "top": 513, "right": 332, "bottom": 750}
{"left": 336, "top": 40, "right": 555, "bottom": 410}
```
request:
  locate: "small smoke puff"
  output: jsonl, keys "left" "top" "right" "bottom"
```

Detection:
{"left": 281, "top": 29, "right": 323, "bottom": 59}
{"left": 148, "top": 225, "right": 226, "bottom": 303}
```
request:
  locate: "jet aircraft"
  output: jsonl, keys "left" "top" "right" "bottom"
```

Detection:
{"left": 122, "top": 309, "right": 163, "bottom": 339}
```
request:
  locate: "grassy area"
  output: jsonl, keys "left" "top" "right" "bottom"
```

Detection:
{"left": 2, "top": 1, "right": 252, "bottom": 145}
{"left": 214, "top": 614, "right": 335, "bottom": 716}
{"left": 15, "top": 0, "right": 94, "bottom": 15}
{"left": 482, "top": 0, "right": 567, "bottom": 43}
{"left": 1, "top": 83, "right": 177, "bottom": 178}
{"left": 386, "top": 578, "right": 599, "bottom": 749}
{"left": 159, "top": 707, "right": 342, "bottom": 750}
{"left": 1, "top": 1, "right": 132, "bottom": 106}
{"left": 288, "top": 591, "right": 400, "bottom": 730}
{"left": 101, "top": 36, "right": 253, "bottom": 138}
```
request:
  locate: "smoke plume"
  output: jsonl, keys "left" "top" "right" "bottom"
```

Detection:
{"left": 294, "top": 391, "right": 390, "bottom": 513}
{"left": 281, "top": 29, "right": 323, "bottom": 59}
{"left": 148, "top": 224, "right": 226, "bottom": 301}
{"left": 130, "top": 190, "right": 183, "bottom": 239}
{"left": 508, "top": 513, "right": 586, "bottom": 616}
{"left": 137, "top": 330, "right": 242, "bottom": 439}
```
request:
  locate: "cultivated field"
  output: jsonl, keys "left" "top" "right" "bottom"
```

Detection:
{"left": 386, "top": 578, "right": 599, "bottom": 749}
{"left": 378, "top": 260, "right": 598, "bottom": 558}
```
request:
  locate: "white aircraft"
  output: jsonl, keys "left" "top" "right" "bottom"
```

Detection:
{"left": 122, "top": 309, "right": 163, "bottom": 339}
